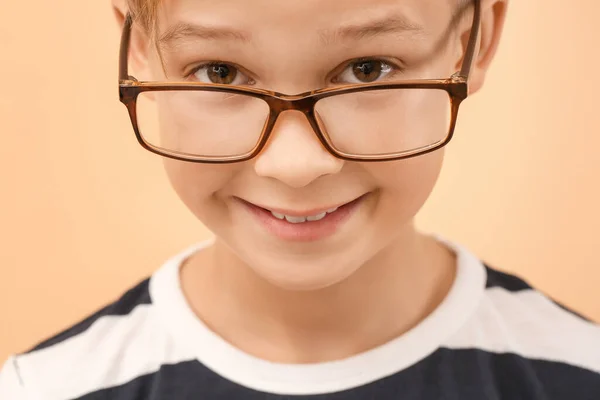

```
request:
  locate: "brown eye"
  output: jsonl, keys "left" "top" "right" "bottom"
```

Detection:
{"left": 191, "top": 62, "right": 249, "bottom": 85}
{"left": 352, "top": 60, "right": 384, "bottom": 83}
{"left": 206, "top": 63, "right": 238, "bottom": 84}
{"left": 335, "top": 59, "right": 396, "bottom": 84}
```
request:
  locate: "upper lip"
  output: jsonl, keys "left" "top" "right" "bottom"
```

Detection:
{"left": 238, "top": 194, "right": 367, "bottom": 217}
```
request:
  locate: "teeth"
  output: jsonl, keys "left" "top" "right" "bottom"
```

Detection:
{"left": 284, "top": 215, "right": 307, "bottom": 224}
{"left": 271, "top": 211, "right": 285, "bottom": 220}
{"left": 306, "top": 212, "right": 327, "bottom": 222}
{"left": 269, "top": 207, "right": 338, "bottom": 223}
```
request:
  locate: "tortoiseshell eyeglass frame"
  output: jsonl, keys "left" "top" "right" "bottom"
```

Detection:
{"left": 118, "top": 0, "right": 481, "bottom": 164}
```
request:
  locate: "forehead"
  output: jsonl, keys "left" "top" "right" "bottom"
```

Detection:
{"left": 156, "top": 0, "right": 455, "bottom": 42}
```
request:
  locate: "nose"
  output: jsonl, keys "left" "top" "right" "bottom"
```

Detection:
{"left": 253, "top": 110, "right": 344, "bottom": 188}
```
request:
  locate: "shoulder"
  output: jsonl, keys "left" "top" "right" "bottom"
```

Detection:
{"left": 29, "top": 278, "right": 154, "bottom": 353}
{"left": 0, "top": 277, "right": 172, "bottom": 400}
{"left": 446, "top": 262, "right": 600, "bottom": 394}
{"left": 482, "top": 263, "right": 597, "bottom": 329}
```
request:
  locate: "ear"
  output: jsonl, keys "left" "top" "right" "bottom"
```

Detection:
{"left": 456, "top": 0, "right": 509, "bottom": 95}
{"left": 112, "top": 0, "right": 127, "bottom": 27}
{"left": 111, "top": 0, "right": 153, "bottom": 79}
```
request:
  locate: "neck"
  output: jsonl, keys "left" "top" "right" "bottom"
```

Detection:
{"left": 181, "top": 228, "right": 456, "bottom": 363}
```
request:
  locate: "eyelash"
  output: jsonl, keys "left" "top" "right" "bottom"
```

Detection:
{"left": 184, "top": 58, "right": 405, "bottom": 85}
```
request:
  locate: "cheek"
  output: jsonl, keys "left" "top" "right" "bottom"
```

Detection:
{"left": 370, "top": 149, "right": 445, "bottom": 221}
{"left": 162, "top": 158, "right": 235, "bottom": 219}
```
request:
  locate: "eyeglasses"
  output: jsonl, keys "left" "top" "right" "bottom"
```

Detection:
{"left": 118, "top": 0, "right": 481, "bottom": 164}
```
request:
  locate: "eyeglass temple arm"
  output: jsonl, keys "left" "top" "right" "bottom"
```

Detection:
{"left": 119, "top": 13, "right": 134, "bottom": 82}
{"left": 459, "top": 0, "right": 482, "bottom": 79}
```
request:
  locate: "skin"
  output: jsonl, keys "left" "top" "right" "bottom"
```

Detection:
{"left": 113, "top": 0, "right": 508, "bottom": 363}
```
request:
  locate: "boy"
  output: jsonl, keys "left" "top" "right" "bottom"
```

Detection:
{"left": 1, "top": 0, "right": 599, "bottom": 398}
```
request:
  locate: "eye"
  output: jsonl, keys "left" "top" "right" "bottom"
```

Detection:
{"left": 335, "top": 59, "right": 402, "bottom": 84}
{"left": 188, "top": 62, "right": 252, "bottom": 85}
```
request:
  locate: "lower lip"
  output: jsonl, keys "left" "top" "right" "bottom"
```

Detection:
{"left": 238, "top": 194, "right": 369, "bottom": 242}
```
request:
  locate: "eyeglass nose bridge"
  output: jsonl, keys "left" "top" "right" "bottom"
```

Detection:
{"left": 254, "top": 93, "right": 337, "bottom": 157}
{"left": 263, "top": 95, "right": 318, "bottom": 116}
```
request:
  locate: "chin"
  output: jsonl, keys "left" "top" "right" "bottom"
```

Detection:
{"left": 249, "top": 257, "right": 362, "bottom": 292}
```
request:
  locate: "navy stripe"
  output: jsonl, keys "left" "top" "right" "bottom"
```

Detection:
{"left": 483, "top": 263, "right": 532, "bottom": 291}
{"left": 72, "top": 349, "right": 600, "bottom": 400}
{"left": 25, "top": 278, "right": 152, "bottom": 353}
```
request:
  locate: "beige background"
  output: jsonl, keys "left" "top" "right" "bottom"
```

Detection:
{"left": 1, "top": 0, "right": 599, "bottom": 363}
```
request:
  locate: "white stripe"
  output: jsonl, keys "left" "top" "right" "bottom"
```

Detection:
{"left": 16, "top": 304, "right": 194, "bottom": 400}
{"left": 0, "top": 356, "right": 29, "bottom": 400}
{"left": 443, "top": 287, "right": 600, "bottom": 374}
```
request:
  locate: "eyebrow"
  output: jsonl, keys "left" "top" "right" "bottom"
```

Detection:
{"left": 158, "top": 22, "right": 251, "bottom": 47}
{"left": 319, "top": 15, "right": 426, "bottom": 45}
{"left": 158, "top": 13, "right": 425, "bottom": 48}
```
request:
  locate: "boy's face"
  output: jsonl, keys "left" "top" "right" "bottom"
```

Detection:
{"left": 126, "top": 0, "right": 504, "bottom": 290}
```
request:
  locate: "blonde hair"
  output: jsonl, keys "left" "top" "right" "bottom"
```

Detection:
{"left": 127, "top": 0, "right": 160, "bottom": 33}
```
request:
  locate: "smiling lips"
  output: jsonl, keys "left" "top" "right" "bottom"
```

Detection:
{"left": 249, "top": 194, "right": 365, "bottom": 222}
{"left": 238, "top": 194, "right": 369, "bottom": 242}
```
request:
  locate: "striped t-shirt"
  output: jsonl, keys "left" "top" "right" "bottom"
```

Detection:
{"left": 1, "top": 239, "right": 599, "bottom": 399}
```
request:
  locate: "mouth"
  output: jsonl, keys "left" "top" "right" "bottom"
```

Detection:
{"left": 236, "top": 193, "right": 371, "bottom": 242}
